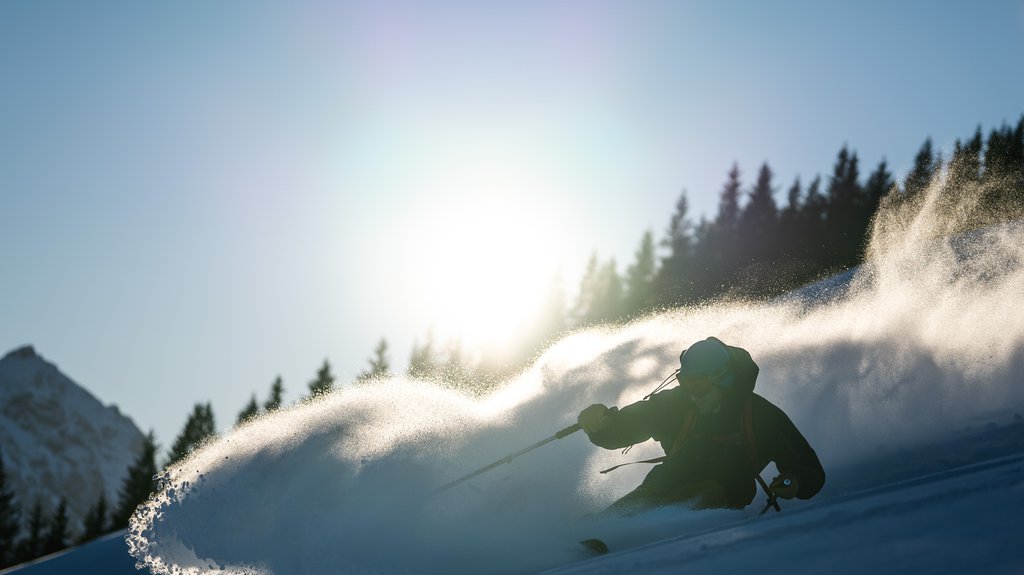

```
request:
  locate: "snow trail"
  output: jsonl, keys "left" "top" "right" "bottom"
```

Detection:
{"left": 128, "top": 177, "right": 1024, "bottom": 574}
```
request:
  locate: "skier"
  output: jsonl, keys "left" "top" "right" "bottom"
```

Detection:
{"left": 578, "top": 337, "right": 825, "bottom": 514}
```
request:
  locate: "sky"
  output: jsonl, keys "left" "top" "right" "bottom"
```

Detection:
{"left": 2, "top": 0, "right": 1023, "bottom": 447}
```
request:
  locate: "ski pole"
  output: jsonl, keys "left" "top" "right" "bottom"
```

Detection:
{"left": 756, "top": 475, "right": 782, "bottom": 515}
{"left": 431, "top": 422, "right": 581, "bottom": 495}
{"left": 759, "top": 493, "right": 780, "bottom": 515}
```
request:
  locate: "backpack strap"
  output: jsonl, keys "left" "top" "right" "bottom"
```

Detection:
{"left": 670, "top": 405, "right": 699, "bottom": 455}
{"left": 598, "top": 406, "right": 697, "bottom": 474}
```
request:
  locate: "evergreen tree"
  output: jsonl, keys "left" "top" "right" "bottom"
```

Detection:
{"left": 308, "top": 359, "right": 336, "bottom": 398}
{"left": 236, "top": 394, "right": 260, "bottom": 425}
{"left": 732, "top": 163, "right": 781, "bottom": 296}
{"left": 982, "top": 123, "right": 1012, "bottom": 182}
{"left": 571, "top": 252, "right": 624, "bottom": 326}
{"left": 655, "top": 190, "right": 694, "bottom": 306}
{"left": 825, "top": 146, "right": 866, "bottom": 269}
{"left": 902, "top": 137, "right": 936, "bottom": 201}
{"left": 16, "top": 500, "right": 44, "bottom": 564}
{"left": 738, "top": 162, "right": 780, "bottom": 265}
{"left": 590, "top": 259, "right": 623, "bottom": 323}
{"left": 113, "top": 431, "right": 158, "bottom": 529}
{"left": 41, "top": 499, "right": 69, "bottom": 556}
{"left": 769, "top": 176, "right": 827, "bottom": 289}
{"left": 623, "top": 230, "right": 657, "bottom": 317}
{"left": 863, "top": 159, "right": 895, "bottom": 244}
{"left": 716, "top": 163, "right": 743, "bottom": 233}
{"left": 778, "top": 177, "right": 802, "bottom": 256}
{"left": 356, "top": 338, "right": 391, "bottom": 383}
{"left": 948, "top": 127, "right": 983, "bottom": 186}
{"left": 78, "top": 492, "right": 108, "bottom": 544}
{"left": 981, "top": 119, "right": 1024, "bottom": 214}
{"left": 571, "top": 252, "right": 601, "bottom": 326}
{"left": 167, "top": 404, "right": 216, "bottom": 465}
{"left": 1009, "top": 116, "right": 1024, "bottom": 207}
{"left": 692, "top": 165, "right": 744, "bottom": 300}
{"left": 0, "top": 448, "right": 20, "bottom": 568}
{"left": 439, "top": 340, "right": 474, "bottom": 391}
{"left": 408, "top": 333, "right": 439, "bottom": 381}
{"left": 796, "top": 175, "right": 827, "bottom": 264}
{"left": 264, "top": 376, "right": 285, "bottom": 411}
{"left": 864, "top": 159, "right": 894, "bottom": 214}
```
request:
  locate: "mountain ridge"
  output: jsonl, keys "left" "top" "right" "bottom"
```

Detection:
{"left": 0, "top": 345, "right": 145, "bottom": 537}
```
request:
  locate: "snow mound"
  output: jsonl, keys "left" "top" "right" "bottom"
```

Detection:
{"left": 128, "top": 181, "right": 1024, "bottom": 574}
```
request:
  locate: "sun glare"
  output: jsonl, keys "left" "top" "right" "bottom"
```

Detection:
{"left": 402, "top": 168, "right": 573, "bottom": 355}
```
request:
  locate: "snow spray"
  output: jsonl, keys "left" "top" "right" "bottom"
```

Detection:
{"left": 128, "top": 173, "right": 1024, "bottom": 574}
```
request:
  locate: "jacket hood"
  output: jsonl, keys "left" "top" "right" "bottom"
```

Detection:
{"left": 709, "top": 337, "right": 759, "bottom": 400}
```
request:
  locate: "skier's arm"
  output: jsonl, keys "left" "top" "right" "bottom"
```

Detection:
{"left": 580, "top": 399, "right": 658, "bottom": 450}
{"left": 760, "top": 402, "right": 825, "bottom": 499}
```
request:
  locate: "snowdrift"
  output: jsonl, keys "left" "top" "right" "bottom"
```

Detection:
{"left": 127, "top": 179, "right": 1024, "bottom": 574}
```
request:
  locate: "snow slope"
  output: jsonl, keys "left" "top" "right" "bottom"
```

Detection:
{"left": 10, "top": 419, "right": 1023, "bottom": 575}
{"left": 546, "top": 449, "right": 1024, "bottom": 574}
{"left": 14, "top": 180, "right": 1024, "bottom": 574}
{"left": 122, "top": 181, "right": 1024, "bottom": 574}
{"left": 0, "top": 346, "right": 145, "bottom": 534}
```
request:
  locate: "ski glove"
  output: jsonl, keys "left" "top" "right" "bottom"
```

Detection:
{"left": 768, "top": 473, "right": 800, "bottom": 499}
{"left": 578, "top": 404, "right": 611, "bottom": 434}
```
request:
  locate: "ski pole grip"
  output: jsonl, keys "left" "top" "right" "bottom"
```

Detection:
{"left": 555, "top": 423, "right": 582, "bottom": 439}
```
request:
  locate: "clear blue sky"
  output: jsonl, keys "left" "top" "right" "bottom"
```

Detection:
{"left": 2, "top": 0, "right": 1023, "bottom": 447}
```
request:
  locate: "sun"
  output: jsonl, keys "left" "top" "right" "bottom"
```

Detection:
{"left": 401, "top": 168, "right": 574, "bottom": 356}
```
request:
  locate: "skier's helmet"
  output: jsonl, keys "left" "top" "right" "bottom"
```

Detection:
{"left": 678, "top": 338, "right": 734, "bottom": 387}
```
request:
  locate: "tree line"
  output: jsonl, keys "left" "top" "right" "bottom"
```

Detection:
{"left": 1, "top": 116, "right": 1021, "bottom": 569}
{"left": 397, "top": 116, "right": 1024, "bottom": 387}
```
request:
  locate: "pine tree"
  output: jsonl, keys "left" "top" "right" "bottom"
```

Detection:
{"left": 571, "top": 252, "right": 625, "bottom": 326}
{"left": 981, "top": 119, "right": 1024, "bottom": 216}
{"left": 1009, "top": 116, "right": 1024, "bottom": 208}
{"left": 864, "top": 159, "right": 894, "bottom": 215}
{"left": 655, "top": 190, "right": 694, "bottom": 306}
{"left": 264, "top": 376, "right": 285, "bottom": 411}
{"left": 716, "top": 163, "right": 743, "bottom": 233}
{"left": 308, "top": 359, "right": 336, "bottom": 398}
{"left": 0, "top": 447, "right": 20, "bottom": 568}
{"left": 778, "top": 177, "right": 802, "bottom": 256}
{"left": 356, "top": 338, "right": 391, "bottom": 383}
{"left": 949, "top": 127, "right": 983, "bottom": 187}
{"left": 692, "top": 164, "right": 744, "bottom": 301}
{"left": 571, "top": 252, "right": 601, "bottom": 327}
{"left": 16, "top": 500, "right": 44, "bottom": 563}
{"left": 796, "top": 175, "right": 828, "bottom": 265}
{"left": 41, "top": 499, "right": 69, "bottom": 556}
{"left": 738, "top": 162, "right": 780, "bottom": 265}
{"left": 113, "top": 431, "right": 158, "bottom": 529}
{"left": 623, "top": 230, "right": 657, "bottom": 317}
{"left": 589, "top": 259, "right": 623, "bottom": 323}
{"left": 408, "top": 333, "right": 439, "bottom": 381}
{"left": 167, "top": 404, "right": 216, "bottom": 465}
{"left": 825, "top": 146, "right": 867, "bottom": 269}
{"left": 903, "top": 137, "right": 936, "bottom": 201}
{"left": 439, "top": 340, "right": 474, "bottom": 391}
{"left": 78, "top": 492, "right": 108, "bottom": 544}
{"left": 236, "top": 394, "right": 260, "bottom": 425}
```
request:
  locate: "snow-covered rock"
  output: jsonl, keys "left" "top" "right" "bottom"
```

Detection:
{"left": 0, "top": 345, "right": 145, "bottom": 536}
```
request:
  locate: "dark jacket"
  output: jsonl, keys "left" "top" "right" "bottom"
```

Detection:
{"left": 586, "top": 342, "right": 825, "bottom": 509}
